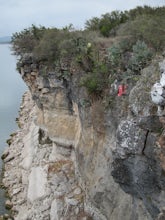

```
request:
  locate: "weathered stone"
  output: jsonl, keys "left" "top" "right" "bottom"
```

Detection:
{"left": 137, "top": 115, "right": 163, "bottom": 132}
{"left": 5, "top": 200, "right": 13, "bottom": 209}
{"left": 50, "top": 199, "right": 64, "bottom": 220}
{"left": 65, "top": 197, "right": 79, "bottom": 206}
{"left": 4, "top": 155, "right": 14, "bottom": 163}
{"left": 112, "top": 120, "right": 164, "bottom": 219}
{"left": 73, "top": 187, "right": 82, "bottom": 195}
{"left": 3, "top": 55, "right": 165, "bottom": 220}
{"left": 12, "top": 188, "right": 21, "bottom": 196}
{"left": 31, "top": 71, "right": 38, "bottom": 76}
{"left": 38, "top": 110, "right": 78, "bottom": 146}
{"left": 42, "top": 88, "right": 49, "bottom": 94}
{"left": 1, "top": 148, "right": 9, "bottom": 160}
{"left": 115, "top": 119, "right": 146, "bottom": 158}
{"left": 3, "top": 213, "right": 10, "bottom": 219}
{"left": 27, "top": 166, "right": 47, "bottom": 202}
{"left": 20, "top": 123, "right": 39, "bottom": 170}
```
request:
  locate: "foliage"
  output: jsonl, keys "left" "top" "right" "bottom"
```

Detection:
{"left": 117, "top": 13, "right": 165, "bottom": 51}
{"left": 127, "top": 40, "right": 153, "bottom": 72}
{"left": 80, "top": 72, "right": 101, "bottom": 94}
{"left": 11, "top": 25, "right": 46, "bottom": 56}
{"left": 12, "top": 25, "right": 99, "bottom": 67}
{"left": 85, "top": 10, "right": 128, "bottom": 37}
{"left": 85, "top": 5, "right": 165, "bottom": 47}
{"left": 107, "top": 40, "right": 153, "bottom": 78}
{"left": 11, "top": 5, "right": 165, "bottom": 99}
{"left": 33, "top": 28, "right": 62, "bottom": 62}
{"left": 80, "top": 72, "right": 106, "bottom": 96}
{"left": 108, "top": 44, "right": 122, "bottom": 66}
{"left": 80, "top": 60, "right": 109, "bottom": 96}
{"left": 107, "top": 38, "right": 133, "bottom": 74}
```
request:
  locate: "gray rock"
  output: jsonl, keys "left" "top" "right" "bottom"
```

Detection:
{"left": 137, "top": 115, "right": 163, "bottom": 132}
{"left": 5, "top": 200, "right": 13, "bottom": 209}
{"left": 1, "top": 148, "right": 9, "bottom": 160}
{"left": 115, "top": 119, "right": 146, "bottom": 158}
{"left": 65, "top": 197, "right": 79, "bottom": 206}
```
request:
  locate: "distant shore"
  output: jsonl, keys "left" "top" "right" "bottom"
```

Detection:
{"left": 0, "top": 42, "right": 11, "bottom": 45}
{"left": 0, "top": 36, "right": 11, "bottom": 45}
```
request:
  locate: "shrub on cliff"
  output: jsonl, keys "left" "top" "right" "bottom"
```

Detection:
{"left": 11, "top": 25, "right": 46, "bottom": 56}
{"left": 85, "top": 10, "right": 128, "bottom": 37}
{"left": 85, "top": 6, "right": 165, "bottom": 43}
{"left": 33, "top": 28, "right": 62, "bottom": 62}
{"left": 11, "top": 5, "right": 164, "bottom": 99}
{"left": 117, "top": 13, "right": 165, "bottom": 51}
{"left": 107, "top": 39, "right": 153, "bottom": 82}
{"left": 127, "top": 40, "right": 153, "bottom": 72}
{"left": 12, "top": 24, "right": 100, "bottom": 68}
{"left": 80, "top": 62, "right": 109, "bottom": 96}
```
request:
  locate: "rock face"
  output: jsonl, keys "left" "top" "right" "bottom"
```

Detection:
{"left": 151, "top": 60, "right": 165, "bottom": 115}
{"left": 2, "top": 55, "right": 165, "bottom": 220}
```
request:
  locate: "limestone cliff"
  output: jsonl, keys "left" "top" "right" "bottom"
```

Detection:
{"left": 2, "top": 54, "right": 165, "bottom": 220}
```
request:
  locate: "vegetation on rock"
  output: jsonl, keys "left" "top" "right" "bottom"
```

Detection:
{"left": 5, "top": 5, "right": 165, "bottom": 220}
{"left": 11, "top": 6, "right": 165, "bottom": 97}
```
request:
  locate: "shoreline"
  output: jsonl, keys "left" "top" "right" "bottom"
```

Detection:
{"left": 1, "top": 91, "right": 34, "bottom": 219}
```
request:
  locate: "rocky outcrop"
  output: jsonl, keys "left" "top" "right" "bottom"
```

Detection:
{"left": 2, "top": 54, "right": 165, "bottom": 220}
{"left": 2, "top": 92, "right": 90, "bottom": 220}
{"left": 111, "top": 60, "right": 165, "bottom": 220}
{"left": 151, "top": 60, "right": 165, "bottom": 115}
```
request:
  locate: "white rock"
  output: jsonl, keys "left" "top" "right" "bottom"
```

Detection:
{"left": 5, "top": 200, "right": 13, "bottom": 209}
{"left": 159, "top": 60, "right": 165, "bottom": 74}
{"left": 1, "top": 148, "right": 9, "bottom": 160}
{"left": 42, "top": 88, "right": 49, "bottom": 94}
{"left": 151, "top": 82, "right": 165, "bottom": 105}
{"left": 73, "top": 187, "right": 81, "bottom": 195}
{"left": 27, "top": 166, "right": 47, "bottom": 202}
{"left": 12, "top": 188, "right": 21, "bottom": 196}
{"left": 31, "top": 71, "right": 38, "bottom": 76}
{"left": 14, "top": 207, "right": 29, "bottom": 220}
{"left": 50, "top": 199, "right": 64, "bottom": 220}
{"left": 160, "top": 73, "right": 165, "bottom": 87}
{"left": 21, "top": 170, "right": 29, "bottom": 185}
{"left": 65, "top": 197, "right": 79, "bottom": 206}
{"left": 20, "top": 123, "right": 39, "bottom": 170}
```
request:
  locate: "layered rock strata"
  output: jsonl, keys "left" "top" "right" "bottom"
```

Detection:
{"left": 2, "top": 55, "right": 165, "bottom": 220}
{"left": 2, "top": 92, "right": 90, "bottom": 220}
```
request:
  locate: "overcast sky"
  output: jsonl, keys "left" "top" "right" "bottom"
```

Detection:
{"left": 0, "top": 0, "right": 164, "bottom": 36}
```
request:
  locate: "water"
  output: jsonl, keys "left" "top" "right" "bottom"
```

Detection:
{"left": 0, "top": 44, "right": 27, "bottom": 214}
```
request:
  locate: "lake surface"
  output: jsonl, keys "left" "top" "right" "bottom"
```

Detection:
{"left": 0, "top": 44, "right": 27, "bottom": 214}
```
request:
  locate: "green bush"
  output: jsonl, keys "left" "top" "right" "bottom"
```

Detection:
{"left": 127, "top": 40, "right": 153, "bottom": 72}
{"left": 107, "top": 39, "right": 132, "bottom": 76}
{"left": 107, "top": 39, "right": 153, "bottom": 80}
{"left": 86, "top": 6, "right": 165, "bottom": 50}
{"left": 11, "top": 25, "right": 46, "bottom": 56}
{"left": 11, "top": 7, "right": 162, "bottom": 99}
{"left": 108, "top": 44, "right": 122, "bottom": 66}
{"left": 80, "top": 61, "right": 109, "bottom": 95}
{"left": 117, "top": 13, "right": 165, "bottom": 51}
{"left": 80, "top": 72, "right": 103, "bottom": 95}
{"left": 85, "top": 11, "right": 129, "bottom": 37}
{"left": 33, "top": 28, "right": 61, "bottom": 62}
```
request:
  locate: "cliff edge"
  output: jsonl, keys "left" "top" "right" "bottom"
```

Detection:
{"left": 1, "top": 52, "right": 165, "bottom": 220}
{"left": 2, "top": 9, "right": 165, "bottom": 218}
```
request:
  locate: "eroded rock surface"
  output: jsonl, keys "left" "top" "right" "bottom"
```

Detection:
{"left": 2, "top": 55, "right": 165, "bottom": 219}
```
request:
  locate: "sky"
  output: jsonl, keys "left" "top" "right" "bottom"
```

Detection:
{"left": 0, "top": 0, "right": 164, "bottom": 36}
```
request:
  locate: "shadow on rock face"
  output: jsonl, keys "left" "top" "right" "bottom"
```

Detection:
{"left": 112, "top": 119, "right": 165, "bottom": 219}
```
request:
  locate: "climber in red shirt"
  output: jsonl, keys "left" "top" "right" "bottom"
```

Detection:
{"left": 118, "top": 84, "right": 127, "bottom": 96}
